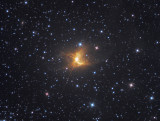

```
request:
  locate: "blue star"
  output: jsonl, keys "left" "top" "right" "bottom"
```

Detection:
{"left": 78, "top": 42, "right": 82, "bottom": 46}
{"left": 43, "top": 51, "right": 47, "bottom": 54}
{"left": 90, "top": 103, "right": 95, "bottom": 107}
{"left": 24, "top": 1, "right": 28, "bottom": 4}
{"left": 136, "top": 49, "right": 140, "bottom": 53}
{"left": 100, "top": 30, "right": 103, "bottom": 33}
{"left": 156, "top": 40, "right": 159, "bottom": 44}
{"left": 150, "top": 96, "right": 154, "bottom": 100}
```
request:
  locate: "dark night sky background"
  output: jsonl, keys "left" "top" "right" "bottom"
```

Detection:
{"left": 0, "top": 0, "right": 160, "bottom": 121}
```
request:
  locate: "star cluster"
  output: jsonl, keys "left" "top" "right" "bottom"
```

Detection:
{"left": 0, "top": 0, "right": 160, "bottom": 121}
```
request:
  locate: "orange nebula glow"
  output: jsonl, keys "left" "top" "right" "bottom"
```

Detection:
{"left": 67, "top": 49, "right": 89, "bottom": 68}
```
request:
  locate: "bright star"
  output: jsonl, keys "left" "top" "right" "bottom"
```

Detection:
{"left": 90, "top": 103, "right": 95, "bottom": 107}
{"left": 24, "top": 1, "right": 28, "bottom": 4}
{"left": 129, "top": 83, "right": 134, "bottom": 88}
{"left": 78, "top": 42, "right": 82, "bottom": 46}
{"left": 100, "top": 30, "right": 103, "bottom": 33}
{"left": 150, "top": 96, "right": 154, "bottom": 100}
{"left": 75, "top": 57, "right": 79, "bottom": 62}
{"left": 136, "top": 49, "right": 140, "bottom": 53}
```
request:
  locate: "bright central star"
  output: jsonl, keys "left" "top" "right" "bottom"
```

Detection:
{"left": 75, "top": 57, "right": 79, "bottom": 62}
{"left": 74, "top": 53, "right": 84, "bottom": 66}
{"left": 65, "top": 46, "right": 91, "bottom": 69}
{"left": 69, "top": 49, "right": 89, "bottom": 68}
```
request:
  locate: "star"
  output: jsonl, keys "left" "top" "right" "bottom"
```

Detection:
{"left": 78, "top": 42, "right": 82, "bottom": 47}
{"left": 150, "top": 96, "right": 154, "bottom": 100}
{"left": 100, "top": 30, "right": 103, "bottom": 33}
{"left": 153, "top": 116, "right": 157, "bottom": 120}
{"left": 45, "top": 92, "right": 49, "bottom": 96}
{"left": 90, "top": 103, "right": 95, "bottom": 107}
{"left": 95, "top": 46, "right": 99, "bottom": 50}
{"left": 24, "top": 1, "right": 28, "bottom": 4}
{"left": 21, "top": 21, "right": 25, "bottom": 25}
{"left": 136, "top": 49, "right": 140, "bottom": 53}
{"left": 129, "top": 83, "right": 134, "bottom": 88}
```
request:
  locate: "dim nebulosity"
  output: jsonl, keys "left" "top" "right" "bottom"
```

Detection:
{"left": 0, "top": 0, "right": 160, "bottom": 121}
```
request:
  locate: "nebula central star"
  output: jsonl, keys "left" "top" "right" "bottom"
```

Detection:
{"left": 72, "top": 50, "right": 85, "bottom": 67}
{"left": 65, "top": 48, "right": 90, "bottom": 69}
{"left": 74, "top": 57, "right": 83, "bottom": 65}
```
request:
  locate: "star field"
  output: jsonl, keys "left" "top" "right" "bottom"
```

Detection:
{"left": 0, "top": 0, "right": 160, "bottom": 121}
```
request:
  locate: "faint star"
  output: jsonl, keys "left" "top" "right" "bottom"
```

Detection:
{"left": 155, "top": 40, "right": 159, "bottom": 44}
{"left": 14, "top": 48, "right": 18, "bottom": 51}
{"left": 43, "top": 51, "right": 47, "bottom": 54}
{"left": 95, "top": 46, "right": 99, "bottom": 50}
{"left": 153, "top": 116, "right": 157, "bottom": 120}
{"left": 21, "top": 21, "right": 25, "bottom": 25}
{"left": 45, "top": 92, "right": 49, "bottom": 96}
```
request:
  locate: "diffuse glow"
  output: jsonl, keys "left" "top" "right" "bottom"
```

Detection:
{"left": 67, "top": 49, "right": 89, "bottom": 68}
{"left": 75, "top": 57, "right": 79, "bottom": 62}
{"left": 72, "top": 50, "right": 87, "bottom": 67}
{"left": 74, "top": 51, "right": 84, "bottom": 65}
